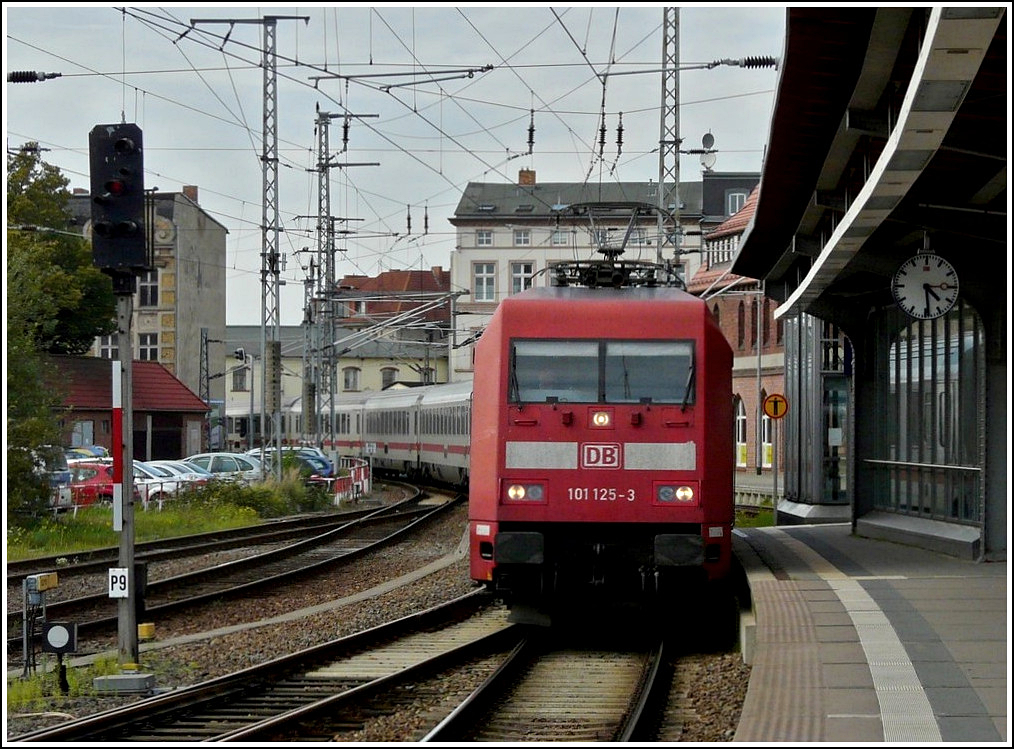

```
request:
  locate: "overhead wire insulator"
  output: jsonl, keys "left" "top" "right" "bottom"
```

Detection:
{"left": 599, "top": 118, "right": 607, "bottom": 158}
{"left": 424, "top": 205, "right": 429, "bottom": 235}
{"left": 527, "top": 109, "right": 535, "bottom": 154}
{"left": 406, "top": 205, "right": 412, "bottom": 234}
{"left": 342, "top": 116, "right": 350, "bottom": 151}
{"left": 616, "top": 112, "right": 624, "bottom": 156}
{"left": 741, "top": 56, "right": 778, "bottom": 69}
{"left": 7, "top": 71, "right": 61, "bottom": 83}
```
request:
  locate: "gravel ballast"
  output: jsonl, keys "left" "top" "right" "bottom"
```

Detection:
{"left": 6, "top": 494, "right": 751, "bottom": 741}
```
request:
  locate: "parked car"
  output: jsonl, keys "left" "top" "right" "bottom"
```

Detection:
{"left": 246, "top": 446, "right": 335, "bottom": 477}
{"left": 34, "top": 445, "right": 72, "bottom": 511}
{"left": 68, "top": 461, "right": 140, "bottom": 507}
{"left": 262, "top": 453, "right": 335, "bottom": 487}
{"left": 146, "top": 459, "right": 213, "bottom": 490}
{"left": 66, "top": 444, "right": 110, "bottom": 460}
{"left": 184, "top": 452, "right": 263, "bottom": 484}
{"left": 133, "top": 460, "right": 186, "bottom": 503}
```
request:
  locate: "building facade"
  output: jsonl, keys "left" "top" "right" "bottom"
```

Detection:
{"left": 70, "top": 186, "right": 229, "bottom": 434}
{"left": 50, "top": 354, "right": 208, "bottom": 460}
{"left": 447, "top": 169, "right": 759, "bottom": 380}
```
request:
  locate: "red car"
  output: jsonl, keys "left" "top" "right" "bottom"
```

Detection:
{"left": 69, "top": 461, "right": 139, "bottom": 507}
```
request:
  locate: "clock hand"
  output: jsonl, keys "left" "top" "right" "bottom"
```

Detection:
{"left": 923, "top": 283, "right": 941, "bottom": 301}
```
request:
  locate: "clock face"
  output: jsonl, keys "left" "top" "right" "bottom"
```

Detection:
{"left": 891, "top": 253, "right": 959, "bottom": 320}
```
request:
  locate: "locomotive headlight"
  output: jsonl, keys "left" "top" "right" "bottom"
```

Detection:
{"left": 656, "top": 484, "right": 694, "bottom": 503}
{"left": 591, "top": 410, "right": 611, "bottom": 427}
{"left": 505, "top": 482, "right": 545, "bottom": 502}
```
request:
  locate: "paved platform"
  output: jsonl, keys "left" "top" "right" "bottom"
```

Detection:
{"left": 732, "top": 523, "right": 1008, "bottom": 743}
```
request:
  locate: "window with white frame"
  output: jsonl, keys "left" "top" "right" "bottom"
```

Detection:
{"left": 98, "top": 334, "right": 119, "bottom": 359}
{"left": 233, "top": 366, "right": 248, "bottom": 392}
{"left": 551, "top": 229, "right": 569, "bottom": 246}
{"left": 473, "top": 262, "right": 496, "bottom": 302}
{"left": 343, "top": 367, "right": 361, "bottom": 391}
{"left": 513, "top": 228, "right": 530, "bottom": 246}
{"left": 138, "top": 269, "right": 159, "bottom": 307}
{"left": 726, "top": 191, "right": 748, "bottom": 216}
{"left": 138, "top": 333, "right": 158, "bottom": 361}
{"left": 735, "top": 397, "right": 748, "bottom": 467}
{"left": 511, "top": 262, "right": 534, "bottom": 294}
{"left": 762, "top": 413, "right": 773, "bottom": 468}
{"left": 476, "top": 229, "right": 493, "bottom": 247}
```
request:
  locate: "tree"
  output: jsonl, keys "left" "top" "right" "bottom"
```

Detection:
{"left": 6, "top": 144, "right": 117, "bottom": 525}
{"left": 7, "top": 144, "right": 116, "bottom": 354}
{"left": 6, "top": 323, "right": 62, "bottom": 525}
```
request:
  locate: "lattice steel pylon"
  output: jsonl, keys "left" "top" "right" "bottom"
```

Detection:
{"left": 657, "top": 7, "right": 681, "bottom": 266}
{"left": 191, "top": 14, "right": 307, "bottom": 480}
{"left": 260, "top": 17, "right": 283, "bottom": 478}
{"left": 314, "top": 108, "right": 336, "bottom": 450}
{"left": 305, "top": 109, "right": 378, "bottom": 452}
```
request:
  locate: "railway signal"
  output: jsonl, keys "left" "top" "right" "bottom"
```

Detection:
{"left": 89, "top": 123, "right": 148, "bottom": 271}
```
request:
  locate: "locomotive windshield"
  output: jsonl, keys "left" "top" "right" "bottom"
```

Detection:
{"left": 510, "top": 339, "right": 695, "bottom": 405}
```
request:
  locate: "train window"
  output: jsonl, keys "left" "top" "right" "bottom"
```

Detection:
{"left": 512, "top": 340, "right": 599, "bottom": 403}
{"left": 604, "top": 341, "right": 694, "bottom": 404}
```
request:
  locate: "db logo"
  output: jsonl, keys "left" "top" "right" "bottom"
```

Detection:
{"left": 581, "top": 443, "right": 622, "bottom": 469}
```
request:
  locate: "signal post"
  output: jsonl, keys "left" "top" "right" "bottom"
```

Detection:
{"left": 88, "top": 122, "right": 147, "bottom": 667}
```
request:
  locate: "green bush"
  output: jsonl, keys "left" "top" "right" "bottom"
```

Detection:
{"left": 6, "top": 447, "right": 54, "bottom": 529}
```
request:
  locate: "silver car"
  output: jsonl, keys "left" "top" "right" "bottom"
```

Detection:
{"left": 184, "top": 452, "right": 263, "bottom": 484}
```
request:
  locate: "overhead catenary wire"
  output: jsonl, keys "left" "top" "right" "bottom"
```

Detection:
{"left": 9, "top": 6, "right": 778, "bottom": 306}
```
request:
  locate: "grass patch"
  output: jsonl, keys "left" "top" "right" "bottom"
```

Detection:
{"left": 735, "top": 506, "right": 774, "bottom": 528}
{"left": 6, "top": 655, "right": 120, "bottom": 712}
{"left": 5, "top": 474, "right": 334, "bottom": 562}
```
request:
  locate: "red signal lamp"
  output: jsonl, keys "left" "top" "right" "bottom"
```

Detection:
{"left": 104, "top": 179, "right": 128, "bottom": 197}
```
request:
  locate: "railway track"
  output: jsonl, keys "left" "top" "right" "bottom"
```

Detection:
{"left": 9, "top": 488, "right": 460, "bottom": 658}
{"left": 422, "top": 635, "right": 673, "bottom": 742}
{"left": 6, "top": 482, "right": 417, "bottom": 585}
{"left": 11, "top": 590, "right": 516, "bottom": 743}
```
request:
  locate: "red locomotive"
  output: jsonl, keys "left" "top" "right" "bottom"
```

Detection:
{"left": 468, "top": 259, "right": 734, "bottom": 621}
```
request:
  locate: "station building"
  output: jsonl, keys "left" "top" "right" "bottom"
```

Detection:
{"left": 733, "top": 7, "right": 1007, "bottom": 560}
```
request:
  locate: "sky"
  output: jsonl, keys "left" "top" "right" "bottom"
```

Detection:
{"left": 5, "top": 3, "right": 787, "bottom": 325}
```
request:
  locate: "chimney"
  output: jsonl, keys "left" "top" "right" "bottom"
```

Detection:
{"left": 182, "top": 185, "right": 199, "bottom": 203}
{"left": 518, "top": 169, "right": 535, "bottom": 186}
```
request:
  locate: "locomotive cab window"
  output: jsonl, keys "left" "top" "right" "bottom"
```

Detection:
{"left": 512, "top": 340, "right": 599, "bottom": 403}
{"left": 604, "top": 341, "right": 694, "bottom": 404}
{"left": 510, "top": 339, "right": 695, "bottom": 405}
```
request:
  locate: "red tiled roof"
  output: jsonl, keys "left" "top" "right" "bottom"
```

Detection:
{"left": 47, "top": 355, "right": 209, "bottom": 413}
{"left": 687, "top": 264, "right": 758, "bottom": 295}
{"left": 705, "top": 185, "right": 760, "bottom": 240}
{"left": 689, "top": 185, "right": 762, "bottom": 294}
{"left": 335, "top": 267, "right": 452, "bottom": 324}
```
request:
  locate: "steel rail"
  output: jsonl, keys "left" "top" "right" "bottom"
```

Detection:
{"left": 9, "top": 491, "right": 461, "bottom": 657}
{"left": 11, "top": 589, "right": 502, "bottom": 742}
